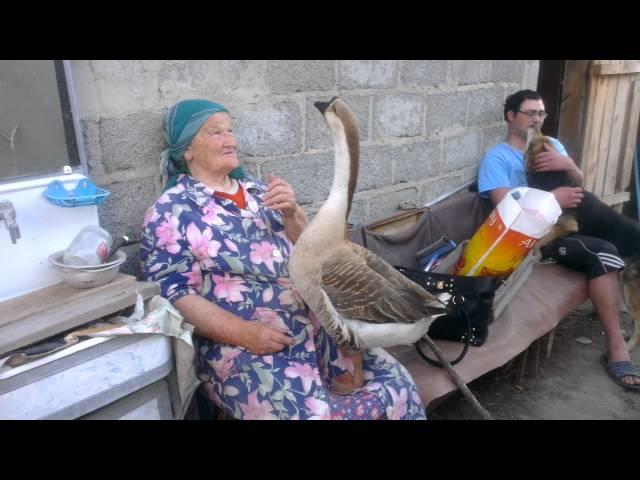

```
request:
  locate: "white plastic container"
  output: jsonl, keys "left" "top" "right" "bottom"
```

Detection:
{"left": 63, "top": 225, "right": 113, "bottom": 266}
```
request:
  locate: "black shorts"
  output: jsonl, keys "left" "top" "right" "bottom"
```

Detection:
{"left": 540, "top": 234, "right": 625, "bottom": 280}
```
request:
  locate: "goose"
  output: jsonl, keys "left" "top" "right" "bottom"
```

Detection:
{"left": 289, "top": 97, "right": 448, "bottom": 394}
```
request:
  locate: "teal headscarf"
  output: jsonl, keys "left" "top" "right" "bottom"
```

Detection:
{"left": 161, "top": 99, "right": 246, "bottom": 191}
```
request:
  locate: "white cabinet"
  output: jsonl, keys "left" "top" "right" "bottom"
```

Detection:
{"left": 0, "top": 274, "right": 176, "bottom": 420}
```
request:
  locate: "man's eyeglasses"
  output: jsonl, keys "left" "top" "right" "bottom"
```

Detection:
{"left": 518, "top": 110, "right": 548, "bottom": 119}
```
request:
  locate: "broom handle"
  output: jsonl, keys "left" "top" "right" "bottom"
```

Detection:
{"left": 421, "top": 334, "right": 494, "bottom": 420}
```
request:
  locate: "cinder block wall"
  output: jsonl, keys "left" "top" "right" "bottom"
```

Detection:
{"left": 70, "top": 60, "right": 539, "bottom": 276}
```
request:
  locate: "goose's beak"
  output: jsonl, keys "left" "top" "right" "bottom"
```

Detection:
{"left": 314, "top": 97, "right": 339, "bottom": 114}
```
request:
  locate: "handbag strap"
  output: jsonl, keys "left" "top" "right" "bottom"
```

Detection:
{"left": 414, "top": 307, "right": 471, "bottom": 368}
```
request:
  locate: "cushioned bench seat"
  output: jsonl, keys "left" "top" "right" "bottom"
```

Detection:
{"left": 388, "top": 262, "right": 588, "bottom": 410}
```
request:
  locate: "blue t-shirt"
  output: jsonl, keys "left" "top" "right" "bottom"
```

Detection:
{"left": 477, "top": 138, "right": 568, "bottom": 198}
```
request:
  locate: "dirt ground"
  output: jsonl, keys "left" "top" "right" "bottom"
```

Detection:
{"left": 428, "top": 301, "right": 640, "bottom": 420}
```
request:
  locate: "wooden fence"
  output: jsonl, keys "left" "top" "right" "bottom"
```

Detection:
{"left": 579, "top": 60, "right": 640, "bottom": 207}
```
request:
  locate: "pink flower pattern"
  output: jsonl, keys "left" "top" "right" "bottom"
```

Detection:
{"left": 154, "top": 213, "right": 182, "bottom": 254}
{"left": 238, "top": 391, "right": 278, "bottom": 420}
{"left": 212, "top": 272, "right": 251, "bottom": 302}
{"left": 284, "top": 362, "right": 320, "bottom": 394}
{"left": 249, "top": 241, "right": 283, "bottom": 274}
{"left": 186, "top": 223, "right": 221, "bottom": 261}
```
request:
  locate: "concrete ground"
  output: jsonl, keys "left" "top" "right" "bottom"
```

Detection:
{"left": 429, "top": 301, "right": 640, "bottom": 420}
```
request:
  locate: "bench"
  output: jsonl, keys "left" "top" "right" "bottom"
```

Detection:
{"left": 349, "top": 190, "right": 589, "bottom": 412}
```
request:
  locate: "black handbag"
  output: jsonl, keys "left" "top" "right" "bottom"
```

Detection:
{"left": 394, "top": 267, "right": 499, "bottom": 368}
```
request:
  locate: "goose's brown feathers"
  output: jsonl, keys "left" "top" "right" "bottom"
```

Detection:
{"left": 320, "top": 242, "right": 444, "bottom": 324}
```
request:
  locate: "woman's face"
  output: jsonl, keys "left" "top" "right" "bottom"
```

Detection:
{"left": 185, "top": 112, "right": 238, "bottom": 179}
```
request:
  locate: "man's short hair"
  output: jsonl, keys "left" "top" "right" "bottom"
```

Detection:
{"left": 504, "top": 89, "right": 542, "bottom": 121}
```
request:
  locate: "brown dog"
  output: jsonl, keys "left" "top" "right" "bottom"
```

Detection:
{"left": 524, "top": 127, "right": 640, "bottom": 351}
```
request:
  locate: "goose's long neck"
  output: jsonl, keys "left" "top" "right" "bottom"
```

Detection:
{"left": 315, "top": 112, "right": 359, "bottom": 229}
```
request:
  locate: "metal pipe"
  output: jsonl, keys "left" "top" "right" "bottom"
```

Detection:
{"left": 424, "top": 179, "right": 476, "bottom": 208}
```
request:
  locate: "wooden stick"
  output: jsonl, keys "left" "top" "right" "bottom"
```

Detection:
{"left": 421, "top": 334, "right": 494, "bottom": 420}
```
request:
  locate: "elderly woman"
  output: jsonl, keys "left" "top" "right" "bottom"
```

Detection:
{"left": 141, "top": 99, "right": 427, "bottom": 420}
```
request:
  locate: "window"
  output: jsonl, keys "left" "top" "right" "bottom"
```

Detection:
{"left": 0, "top": 60, "right": 81, "bottom": 181}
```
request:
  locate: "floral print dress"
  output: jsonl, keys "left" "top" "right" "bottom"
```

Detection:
{"left": 141, "top": 174, "right": 426, "bottom": 420}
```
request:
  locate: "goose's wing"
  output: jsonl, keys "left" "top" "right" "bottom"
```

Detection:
{"left": 320, "top": 243, "right": 446, "bottom": 324}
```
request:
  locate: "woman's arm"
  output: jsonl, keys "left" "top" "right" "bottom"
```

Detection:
{"left": 174, "top": 294, "right": 294, "bottom": 355}
{"left": 282, "top": 204, "right": 309, "bottom": 244}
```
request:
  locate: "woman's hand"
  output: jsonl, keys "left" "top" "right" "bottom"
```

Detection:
{"left": 263, "top": 174, "right": 299, "bottom": 218}
{"left": 553, "top": 186, "right": 584, "bottom": 208}
{"left": 263, "top": 173, "right": 309, "bottom": 243}
{"left": 242, "top": 322, "right": 295, "bottom": 355}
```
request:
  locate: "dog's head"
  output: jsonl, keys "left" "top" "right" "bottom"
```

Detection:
{"left": 524, "top": 127, "right": 576, "bottom": 193}
{"left": 524, "top": 126, "right": 555, "bottom": 173}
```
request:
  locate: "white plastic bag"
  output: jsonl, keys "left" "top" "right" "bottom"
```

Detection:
{"left": 455, "top": 187, "right": 561, "bottom": 277}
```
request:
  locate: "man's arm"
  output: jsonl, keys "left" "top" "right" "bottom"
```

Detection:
{"left": 535, "top": 143, "right": 584, "bottom": 187}
{"left": 488, "top": 187, "right": 511, "bottom": 207}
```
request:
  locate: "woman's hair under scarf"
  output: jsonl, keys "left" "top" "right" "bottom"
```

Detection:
{"left": 160, "top": 98, "right": 246, "bottom": 191}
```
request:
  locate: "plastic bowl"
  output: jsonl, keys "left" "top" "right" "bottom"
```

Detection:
{"left": 48, "top": 250, "right": 126, "bottom": 289}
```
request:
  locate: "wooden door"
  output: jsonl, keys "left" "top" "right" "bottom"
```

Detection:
{"left": 578, "top": 60, "right": 640, "bottom": 207}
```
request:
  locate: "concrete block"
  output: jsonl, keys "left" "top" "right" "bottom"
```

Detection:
{"left": 393, "top": 140, "right": 440, "bottom": 182}
{"left": 444, "top": 131, "right": 481, "bottom": 171}
{"left": 425, "top": 91, "right": 468, "bottom": 135}
{"left": 80, "top": 117, "right": 104, "bottom": 176}
{"left": 261, "top": 152, "right": 334, "bottom": 205}
{"left": 347, "top": 196, "right": 369, "bottom": 226}
{"left": 367, "top": 187, "right": 418, "bottom": 223}
{"left": 418, "top": 173, "right": 465, "bottom": 207}
{"left": 482, "top": 125, "right": 506, "bottom": 154}
{"left": 265, "top": 61, "right": 335, "bottom": 94}
{"left": 98, "top": 111, "right": 165, "bottom": 174}
{"left": 98, "top": 175, "right": 159, "bottom": 244}
{"left": 522, "top": 60, "right": 540, "bottom": 90}
{"left": 400, "top": 60, "right": 448, "bottom": 87}
{"left": 462, "top": 165, "right": 479, "bottom": 183}
{"left": 158, "top": 61, "right": 213, "bottom": 101}
{"left": 452, "top": 60, "right": 492, "bottom": 85}
{"left": 92, "top": 60, "right": 145, "bottom": 97}
{"left": 234, "top": 100, "right": 303, "bottom": 157}
{"left": 339, "top": 60, "right": 397, "bottom": 90}
{"left": 357, "top": 145, "right": 396, "bottom": 191}
{"left": 91, "top": 61, "right": 146, "bottom": 114}
{"left": 241, "top": 160, "right": 261, "bottom": 179}
{"left": 219, "top": 60, "right": 264, "bottom": 85}
{"left": 373, "top": 94, "right": 424, "bottom": 139}
{"left": 305, "top": 95, "right": 370, "bottom": 150}
{"left": 70, "top": 61, "right": 101, "bottom": 118}
{"left": 491, "top": 60, "right": 524, "bottom": 83}
{"left": 467, "top": 87, "right": 505, "bottom": 126}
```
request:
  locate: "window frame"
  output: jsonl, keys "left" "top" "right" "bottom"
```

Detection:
{"left": 0, "top": 60, "right": 87, "bottom": 185}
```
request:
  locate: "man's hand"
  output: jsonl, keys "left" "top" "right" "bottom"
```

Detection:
{"left": 534, "top": 143, "right": 576, "bottom": 172}
{"left": 242, "top": 322, "right": 295, "bottom": 355}
{"left": 553, "top": 186, "right": 584, "bottom": 208}
{"left": 263, "top": 174, "right": 300, "bottom": 218}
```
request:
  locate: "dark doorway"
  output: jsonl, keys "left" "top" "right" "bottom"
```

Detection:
{"left": 536, "top": 60, "right": 566, "bottom": 138}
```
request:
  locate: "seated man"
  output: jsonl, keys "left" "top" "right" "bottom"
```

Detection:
{"left": 477, "top": 89, "right": 640, "bottom": 390}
